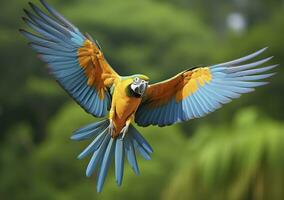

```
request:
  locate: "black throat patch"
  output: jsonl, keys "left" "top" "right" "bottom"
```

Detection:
{"left": 127, "top": 84, "right": 142, "bottom": 98}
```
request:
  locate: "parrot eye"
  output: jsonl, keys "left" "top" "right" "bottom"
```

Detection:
{"left": 134, "top": 77, "right": 139, "bottom": 82}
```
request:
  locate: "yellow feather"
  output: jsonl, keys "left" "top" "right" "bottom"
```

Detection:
{"left": 77, "top": 39, "right": 119, "bottom": 100}
{"left": 175, "top": 67, "right": 212, "bottom": 102}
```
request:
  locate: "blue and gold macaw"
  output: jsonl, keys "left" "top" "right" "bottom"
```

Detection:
{"left": 20, "top": 0, "right": 277, "bottom": 192}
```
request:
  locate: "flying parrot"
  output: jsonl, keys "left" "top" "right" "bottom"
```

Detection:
{"left": 20, "top": 0, "right": 277, "bottom": 192}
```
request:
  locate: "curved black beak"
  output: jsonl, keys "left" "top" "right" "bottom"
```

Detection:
{"left": 134, "top": 81, "right": 148, "bottom": 95}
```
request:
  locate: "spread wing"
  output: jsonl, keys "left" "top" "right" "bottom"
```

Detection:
{"left": 20, "top": 0, "right": 119, "bottom": 117}
{"left": 135, "top": 48, "right": 277, "bottom": 127}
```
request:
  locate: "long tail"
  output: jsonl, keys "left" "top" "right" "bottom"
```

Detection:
{"left": 71, "top": 119, "right": 153, "bottom": 192}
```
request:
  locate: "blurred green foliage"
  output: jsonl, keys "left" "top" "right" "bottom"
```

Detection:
{"left": 0, "top": 0, "right": 283, "bottom": 199}
{"left": 163, "top": 108, "right": 284, "bottom": 200}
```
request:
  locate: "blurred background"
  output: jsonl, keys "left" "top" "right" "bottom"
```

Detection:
{"left": 0, "top": 0, "right": 284, "bottom": 199}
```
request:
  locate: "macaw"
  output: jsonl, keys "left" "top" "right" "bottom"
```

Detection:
{"left": 20, "top": 0, "right": 277, "bottom": 192}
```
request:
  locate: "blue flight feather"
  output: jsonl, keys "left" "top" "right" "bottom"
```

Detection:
{"left": 71, "top": 119, "right": 109, "bottom": 141}
{"left": 194, "top": 91, "right": 211, "bottom": 113}
{"left": 115, "top": 136, "right": 124, "bottom": 186}
{"left": 40, "top": 0, "right": 84, "bottom": 38}
{"left": 226, "top": 57, "right": 273, "bottom": 73}
{"left": 124, "top": 135, "right": 139, "bottom": 175}
{"left": 227, "top": 65, "right": 277, "bottom": 77}
{"left": 213, "top": 47, "right": 268, "bottom": 68}
{"left": 97, "top": 137, "right": 115, "bottom": 192}
{"left": 29, "top": 2, "right": 76, "bottom": 38}
{"left": 130, "top": 125, "right": 153, "bottom": 154}
{"left": 21, "top": 0, "right": 111, "bottom": 118}
{"left": 132, "top": 137, "right": 151, "bottom": 160}
{"left": 85, "top": 133, "right": 111, "bottom": 177}
{"left": 77, "top": 128, "right": 108, "bottom": 159}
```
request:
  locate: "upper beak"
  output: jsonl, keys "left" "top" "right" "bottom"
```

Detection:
{"left": 135, "top": 81, "right": 148, "bottom": 95}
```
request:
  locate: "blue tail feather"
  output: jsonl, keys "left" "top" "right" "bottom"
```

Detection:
{"left": 77, "top": 129, "right": 108, "bottom": 159}
{"left": 115, "top": 135, "right": 124, "bottom": 186}
{"left": 72, "top": 119, "right": 153, "bottom": 192}
{"left": 86, "top": 133, "right": 111, "bottom": 177}
{"left": 97, "top": 138, "right": 115, "bottom": 192}
{"left": 130, "top": 125, "right": 153, "bottom": 154}
{"left": 132, "top": 139, "right": 151, "bottom": 160}
{"left": 124, "top": 135, "right": 140, "bottom": 175}
{"left": 71, "top": 119, "right": 109, "bottom": 140}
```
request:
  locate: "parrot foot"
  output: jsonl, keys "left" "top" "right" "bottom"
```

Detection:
{"left": 121, "top": 124, "right": 129, "bottom": 139}
{"left": 108, "top": 119, "right": 115, "bottom": 137}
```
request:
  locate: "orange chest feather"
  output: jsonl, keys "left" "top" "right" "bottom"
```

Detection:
{"left": 111, "top": 79, "right": 142, "bottom": 134}
{"left": 112, "top": 79, "right": 142, "bottom": 120}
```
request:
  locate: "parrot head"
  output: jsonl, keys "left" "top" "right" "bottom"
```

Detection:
{"left": 129, "top": 74, "right": 149, "bottom": 97}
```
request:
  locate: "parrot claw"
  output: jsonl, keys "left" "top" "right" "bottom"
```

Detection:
{"left": 108, "top": 119, "right": 115, "bottom": 137}
{"left": 121, "top": 124, "right": 129, "bottom": 139}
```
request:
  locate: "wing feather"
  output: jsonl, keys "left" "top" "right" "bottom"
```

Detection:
{"left": 20, "top": 0, "right": 119, "bottom": 117}
{"left": 135, "top": 48, "right": 276, "bottom": 127}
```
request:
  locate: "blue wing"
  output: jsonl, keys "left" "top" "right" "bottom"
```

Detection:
{"left": 135, "top": 48, "right": 277, "bottom": 127}
{"left": 20, "top": 0, "right": 119, "bottom": 117}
